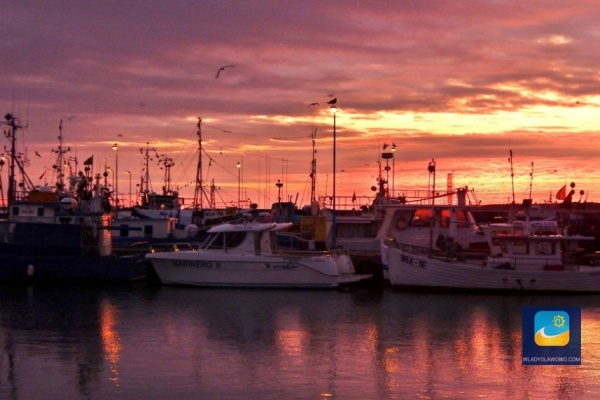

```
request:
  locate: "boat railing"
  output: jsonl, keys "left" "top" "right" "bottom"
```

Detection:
{"left": 149, "top": 242, "right": 200, "bottom": 253}
{"left": 112, "top": 241, "right": 200, "bottom": 256}
{"left": 275, "top": 232, "right": 349, "bottom": 256}
{"left": 112, "top": 241, "right": 152, "bottom": 256}
{"left": 273, "top": 248, "right": 349, "bottom": 257}
{"left": 389, "top": 240, "right": 487, "bottom": 263}
{"left": 276, "top": 232, "right": 319, "bottom": 250}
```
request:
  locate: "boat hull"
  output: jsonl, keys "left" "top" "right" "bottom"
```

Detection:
{"left": 388, "top": 246, "right": 600, "bottom": 292}
{"left": 0, "top": 251, "right": 150, "bottom": 281}
{"left": 147, "top": 252, "right": 370, "bottom": 288}
{"left": 0, "top": 222, "right": 150, "bottom": 282}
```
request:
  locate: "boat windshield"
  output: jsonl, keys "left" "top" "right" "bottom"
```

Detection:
{"left": 411, "top": 209, "right": 471, "bottom": 228}
{"left": 199, "top": 231, "right": 247, "bottom": 249}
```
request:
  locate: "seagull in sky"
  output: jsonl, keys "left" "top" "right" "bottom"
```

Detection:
{"left": 327, "top": 97, "right": 337, "bottom": 105}
{"left": 215, "top": 64, "right": 235, "bottom": 79}
{"left": 35, "top": 151, "right": 41, "bottom": 157}
{"left": 308, "top": 102, "right": 319, "bottom": 107}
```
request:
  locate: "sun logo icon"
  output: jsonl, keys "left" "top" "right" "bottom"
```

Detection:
{"left": 535, "top": 311, "right": 570, "bottom": 346}
{"left": 553, "top": 314, "right": 566, "bottom": 328}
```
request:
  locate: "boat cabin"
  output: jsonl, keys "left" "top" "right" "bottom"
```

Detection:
{"left": 377, "top": 204, "right": 484, "bottom": 250}
{"left": 483, "top": 220, "right": 593, "bottom": 270}
{"left": 198, "top": 222, "right": 293, "bottom": 256}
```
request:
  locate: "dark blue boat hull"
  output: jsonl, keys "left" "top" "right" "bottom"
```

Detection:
{"left": 0, "top": 221, "right": 151, "bottom": 282}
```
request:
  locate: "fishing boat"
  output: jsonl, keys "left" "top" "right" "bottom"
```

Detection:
{"left": 384, "top": 216, "right": 600, "bottom": 292}
{"left": 0, "top": 113, "right": 149, "bottom": 281}
{"left": 320, "top": 175, "right": 487, "bottom": 280}
{"left": 130, "top": 126, "right": 233, "bottom": 231}
{"left": 145, "top": 218, "right": 371, "bottom": 288}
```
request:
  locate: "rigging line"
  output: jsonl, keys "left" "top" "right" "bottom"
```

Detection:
{"left": 156, "top": 125, "right": 200, "bottom": 187}
{"left": 202, "top": 122, "right": 263, "bottom": 138}
{"left": 271, "top": 134, "right": 312, "bottom": 141}
{"left": 239, "top": 151, "right": 307, "bottom": 165}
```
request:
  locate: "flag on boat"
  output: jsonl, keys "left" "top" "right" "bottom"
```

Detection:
{"left": 556, "top": 185, "right": 567, "bottom": 200}
{"left": 352, "top": 191, "right": 357, "bottom": 202}
{"left": 83, "top": 156, "right": 93, "bottom": 165}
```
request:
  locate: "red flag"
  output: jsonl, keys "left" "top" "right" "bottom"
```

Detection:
{"left": 556, "top": 185, "right": 567, "bottom": 200}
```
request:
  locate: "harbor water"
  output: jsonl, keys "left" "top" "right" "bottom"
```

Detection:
{"left": 1, "top": 282, "right": 600, "bottom": 399}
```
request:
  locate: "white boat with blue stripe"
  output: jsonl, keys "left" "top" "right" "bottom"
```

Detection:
{"left": 146, "top": 221, "right": 371, "bottom": 288}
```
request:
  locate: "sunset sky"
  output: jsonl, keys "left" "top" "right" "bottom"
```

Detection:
{"left": 2, "top": 1, "right": 600, "bottom": 209}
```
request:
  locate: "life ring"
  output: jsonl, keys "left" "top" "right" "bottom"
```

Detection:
{"left": 395, "top": 217, "right": 408, "bottom": 231}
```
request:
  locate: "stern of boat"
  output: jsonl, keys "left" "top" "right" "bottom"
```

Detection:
{"left": 335, "top": 253, "right": 355, "bottom": 274}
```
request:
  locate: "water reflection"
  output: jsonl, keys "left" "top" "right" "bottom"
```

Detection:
{"left": 0, "top": 284, "right": 108, "bottom": 399}
{"left": 1, "top": 283, "right": 600, "bottom": 399}
{"left": 100, "top": 299, "right": 122, "bottom": 385}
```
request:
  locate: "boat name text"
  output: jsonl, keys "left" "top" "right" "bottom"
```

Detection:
{"left": 401, "top": 254, "right": 426, "bottom": 269}
{"left": 172, "top": 260, "right": 219, "bottom": 268}
{"left": 267, "top": 263, "right": 299, "bottom": 270}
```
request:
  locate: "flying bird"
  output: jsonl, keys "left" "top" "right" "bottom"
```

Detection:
{"left": 35, "top": 151, "right": 41, "bottom": 157}
{"left": 215, "top": 64, "right": 235, "bottom": 79}
{"left": 327, "top": 97, "right": 337, "bottom": 105}
{"left": 308, "top": 102, "right": 319, "bottom": 107}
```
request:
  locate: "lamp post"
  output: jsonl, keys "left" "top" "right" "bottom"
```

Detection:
{"left": 236, "top": 161, "right": 241, "bottom": 210}
{"left": 428, "top": 158, "right": 436, "bottom": 205}
{"left": 124, "top": 170, "right": 132, "bottom": 207}
{"left": 428, "top": 158, "right": 436, "bottom": 249}
{"left": 329, "top": 100, "right": 337, "bottom": 249}
{"left": 391, "top": 143, "right": 396, "bottom": 196}
{"left": 112, "top": 143, "right": 118, "bottom": 217}
{"left": 0, "top": 156, "right": 6, "bottom": 209}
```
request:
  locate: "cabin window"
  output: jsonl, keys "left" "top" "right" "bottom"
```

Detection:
{"left": 144, "top": 225, "right": 153, "bottom": 236}
{"left": 203, "top": 233, "right": 224, "bottom": 249}
{"left": 119, "top": 225, "right": 129, "bottom": 237}
{"left": 410, "top": 209, "right": 431, "bottom": 227}
{"left": 512, "top": 239, "right": 528, "bottom": 255}
{"left": 356, "top": 222, "right": 378, "bottom": 238}
{"left": 535, "top": 242, "right": 555, "bottom": 256}
{"left": 337, "top": 224, "right": 355, "bottom": 238}
{"left": 224, "top": 231, "right": 246, "bottom": 248}
{"left": 37, "top": 207, "right": 45, "bottom": 217}
{"left": 439, "top": 209, "right": 470, "bottom": 228}
{"left": 456, "top": 210, "right": 470, "bottom": 227}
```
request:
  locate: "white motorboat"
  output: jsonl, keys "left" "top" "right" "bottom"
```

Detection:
{"left": 145, "top": 221, "right": 371, "bottom": 288}
{"left": 385, "top": 218, "right": 600, "bottom": 292}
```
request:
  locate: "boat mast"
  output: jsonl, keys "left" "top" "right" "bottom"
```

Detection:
{"left": 3, "top": 113, "right": 20, "bottom": 211}
{"left": 53, "top": 119, "right": 71, "bottom": 193}
{"left": 508, "top": 149, "right": 515, "bottom": 204}
{"left": 157, "top": 153, "right": 174, "bottom": 195}
{"left": 528, "top": 161, "right": 534, "bottom": 200}
{"left": 193, "top": 117, "right": 203, "bottom": 210}
{"left": 139, "top": 142, "right": 153, "bottom": 204}
{"left": 310, "top": 128, "right": 317, "bottom": 203}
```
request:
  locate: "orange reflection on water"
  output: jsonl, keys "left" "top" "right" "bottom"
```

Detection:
{"left": 582, "top": 312, "right": 600, "bottom": 365}
{"left": 276, "top": 329, "right": 308, "bottom": 356}
{"left": 275, "top": 312, "right": 308, "bottom": 357}
{"left": 100, "top": 299, "right": 122, "bottom": 385}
